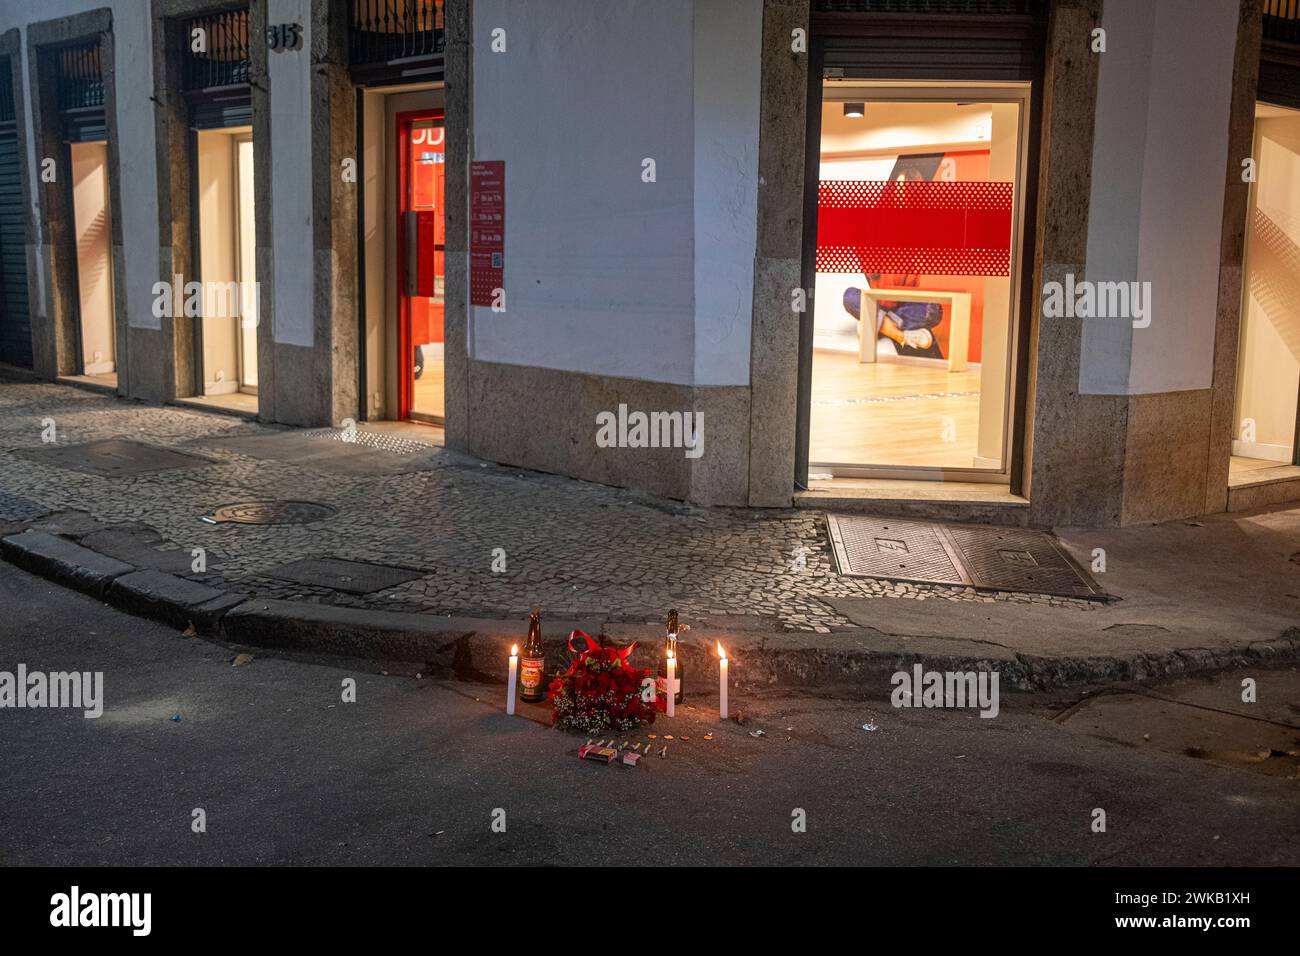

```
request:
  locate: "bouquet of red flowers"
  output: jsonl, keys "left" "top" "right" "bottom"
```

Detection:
{"left": 548, "top": 630, "right": 657, "bottom": 734}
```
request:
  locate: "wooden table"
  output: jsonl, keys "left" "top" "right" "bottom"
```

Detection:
{"left": 858, "top": 287, "right": 972, "bottom": 372}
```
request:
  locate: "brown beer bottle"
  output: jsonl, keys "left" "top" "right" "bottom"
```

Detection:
{"left": 657, "top": 608, "right": 684, "bottom": 705}
{"left": 519, "top": 607, "right": 546, "bottom": 703}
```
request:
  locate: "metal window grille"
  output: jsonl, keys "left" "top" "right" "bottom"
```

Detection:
{"left": 1264, "top": 0, "right": 1300, "bottom": 44}
{"left": 349, "top": 0, "right": 445, "bottom": 66}
{"left": 0, "top": 64, "right": 14, "bottom": 125}
{"left": 813, "top": 0, "right": 1040, "bottom": 13}
{"left": 181, "top": 8, "right": 251, "bottom": 91}
{"left": 55, "top": 41, "right": 103, "bottom": 112}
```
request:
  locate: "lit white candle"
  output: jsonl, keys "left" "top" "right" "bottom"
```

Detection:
{"left": 506, "top": 644, "right": 518, "bottom": 716}
{"left": 666, "top": 650, "right": 676, "bottom": 718}
{"left": 717, "top": 642, "right": 728, "bottom": 720}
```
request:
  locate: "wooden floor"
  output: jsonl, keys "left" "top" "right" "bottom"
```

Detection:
{"left": 412, "top": 357, "right": 445, "bottom": 419}
{"left": 809, "top": 348, "right": 990, "bottom": 470}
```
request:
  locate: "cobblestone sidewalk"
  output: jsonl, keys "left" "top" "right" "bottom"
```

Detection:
{"left": 0, "top": 379, "right": 1097, "bottom": 633}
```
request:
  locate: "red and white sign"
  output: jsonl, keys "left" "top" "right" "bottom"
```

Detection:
{"left": 470, "top": 161, "right": 504, "bottom": 307}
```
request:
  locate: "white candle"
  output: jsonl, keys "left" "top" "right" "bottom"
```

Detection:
{"left": 666, "top": 650, "right": 676, "bottom": 718}
{"left": 718, "top": 642, "right": 728, "bottom": 721}
{"left": 506, "top": 644, "right": 518, "bottom": 715}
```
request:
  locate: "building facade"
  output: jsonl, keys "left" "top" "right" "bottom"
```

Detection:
{"left": 0, "top": 0, "right": 1297, "bottom": 527}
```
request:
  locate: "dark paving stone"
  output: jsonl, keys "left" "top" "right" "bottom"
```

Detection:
{"left": 16, "top": 439, "right": 213, "bottom": 477}
{"left": 193, "top": 433, "right": 442, "bottom": 476}
{"left": 0, "top": 490, "right": 48, "bottom": 522}
{"left": 80, "top": 527, "right": 201, "bottom": 575}
{"left": 261, "top": 556, "right": 424, "bottom": 595}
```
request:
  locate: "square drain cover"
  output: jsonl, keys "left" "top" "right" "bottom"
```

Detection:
{"left": 826, "top": 515, "right": 1104, "bottom": 598}
{"left": 944, "top": 525, "right": 1104, "bottom": 598}
{"left": 825, "top": 515, "right": 971, "bottom": 587}
{"left": 18, "top": 439, "right": 212, "bottom": 477}
{"left": 262, "top": 557, "right": 423, "bottom": 594}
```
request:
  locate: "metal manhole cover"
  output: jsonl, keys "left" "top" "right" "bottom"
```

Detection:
{"left": 202, "top": 501, "right": 338, "bottom": 525}
{"left": 826, "top": 515, "right": 971, "bottom": 586}
{"left": 17, "top": 439, "right": 213, "bottom": 477}
{"left": 944, "top": 525, "right": 1104, "bottom": 598}
{"left": 825, "top": 514, "right": 1104, "bottom": 598}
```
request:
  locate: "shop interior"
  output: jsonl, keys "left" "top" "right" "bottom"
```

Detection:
{"left": 360, "top": 83, "right": 445, "bottom": 427}
{"left": 190, "top": 125, "right": 257, "bottom": 414}
{"left": 69, "top": 139, "right": 116, "bottom": 388}
{"left": 810, "top": 92, "right": 1022, "bottom": 480}
{"left": 1232, "top": 100, "right": 1300, "bottom": 487}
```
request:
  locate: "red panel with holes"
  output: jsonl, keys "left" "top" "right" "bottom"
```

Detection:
{"left": 816, "top": 180, "right": 1013, "bottom": 276}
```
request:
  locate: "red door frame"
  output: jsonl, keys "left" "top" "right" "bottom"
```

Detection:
{"left": 395, "top": 108, "right": 445, "bottom": 421}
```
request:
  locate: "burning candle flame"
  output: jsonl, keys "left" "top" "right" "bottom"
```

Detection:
{"left": 717, "top": 642, "right": 727, "bottom": 660}
{"left": 510, "top": 644, "right": 518, "bottom": 656}
{"left": 667, "top": 648, "right": 675, "bottom": 661}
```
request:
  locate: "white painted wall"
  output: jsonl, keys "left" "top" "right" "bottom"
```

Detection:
{"left": 267, "top": 0, "right": 313, "bottom": 347}
{"left": 470, "top": 0, "right": 762, "bottom": 387}
{"left": 1080, "top": 0, "right": 1239, "bottom": 395}
{"left": 0, "top": 0, "right": 158, "bottom": 331}
{"left": 692, "top": 0, "right": 760, "bottom": 386}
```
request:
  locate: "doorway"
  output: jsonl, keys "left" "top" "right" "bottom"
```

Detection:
{"left": 359, "top": 84, "right": 444, "bottom": 426}
{"left": 1231, "top": 100, "right": 1300, "bottom": 486}
{"left": 69, "top": 139, "right": 116, "bottom": 386}
{"left": 397, "top": 108, "right": 445, "bottom": 422}
{"left": 805, "top": 84, "right": 1029, "bottom": 482}
{"left": 193, "top": 125, "right": 257, "bottom": 412}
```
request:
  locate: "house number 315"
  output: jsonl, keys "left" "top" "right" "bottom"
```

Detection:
{"left": 267, "top": 23, "right": 302, "bottom": 52}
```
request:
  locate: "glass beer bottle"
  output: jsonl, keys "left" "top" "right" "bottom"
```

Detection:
{"left": 519, "top": 607, "right": 547, "bottom": 703}
{"left": 657, "top": 608, "right": 684, "bottom": 705}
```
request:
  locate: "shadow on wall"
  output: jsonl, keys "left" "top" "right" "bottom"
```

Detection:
{"left": 76, "top": 208, "right": 111, "bottom": 288}
{"left": 1249, "top": 207, "right": 1300, "bottom": 362}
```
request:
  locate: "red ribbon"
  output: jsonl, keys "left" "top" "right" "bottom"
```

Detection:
{"left": 567, "top": 629, "right": 637, "bottom": 660}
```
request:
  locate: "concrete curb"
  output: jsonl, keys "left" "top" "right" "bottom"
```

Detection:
{"left": 107, "top": 569, "right": 247, "bottom": 632}
{"left": 3, "top": 529, "right": 1299, "bottom": 692}
{"left": 1, "top": 530, "right": 134, "bottom": 599}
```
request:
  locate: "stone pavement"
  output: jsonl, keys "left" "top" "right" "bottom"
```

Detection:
{"left": 0, "top": 374, "right": 1297, "bottom": 687}
{"left": 0, "top": 377, "right": 1096, "bottom": 632}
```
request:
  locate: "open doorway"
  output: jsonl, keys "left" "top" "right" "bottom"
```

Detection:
{"left": 805, "top": 85, "right": 1029, "bottom": 482}
{"left": 398, "top": 109, "right": 445, "bottom": 422}
{"left": 360, "top": 83, "right": 444, "bottom": 427}
{"left": 193, "top": 126, "right": 257, "bottom": 414}
{"left": 69, "top": 139, "right": 116, "bottom": 387}
{"left": 1231, "top": 100, "right": 1300, "bottom": 487}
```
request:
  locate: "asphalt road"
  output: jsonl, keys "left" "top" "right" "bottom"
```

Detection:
{"left": 1, "top": 560, "right": 1296, "bottom": 866}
